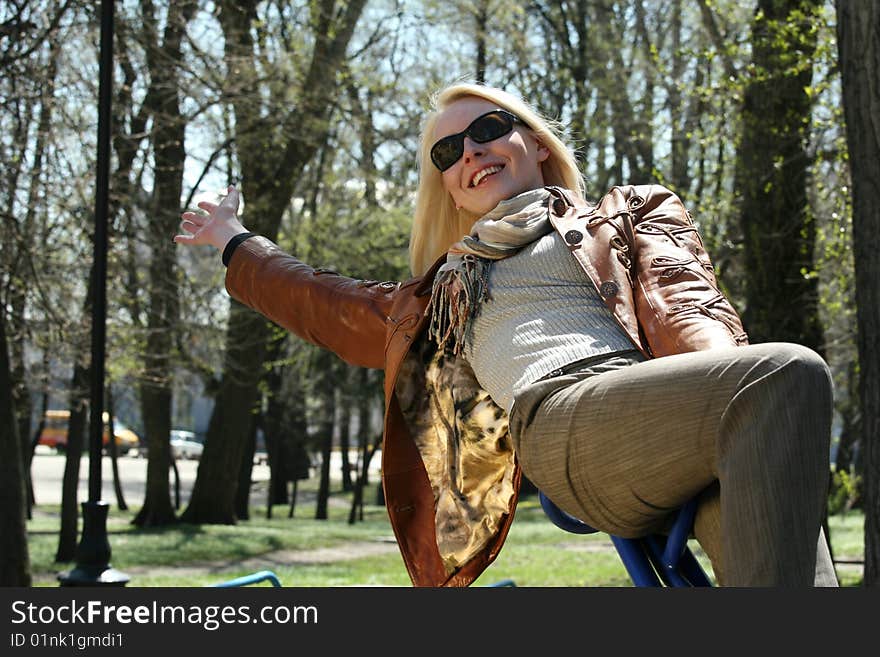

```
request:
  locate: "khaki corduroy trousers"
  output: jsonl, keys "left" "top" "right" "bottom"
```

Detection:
{"left": 509, "top": 342, "right": 837, "bottom": 586}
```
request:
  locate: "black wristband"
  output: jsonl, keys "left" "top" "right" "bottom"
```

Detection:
{"left": 222, "top": 232, "right": 257, "bottom": 267}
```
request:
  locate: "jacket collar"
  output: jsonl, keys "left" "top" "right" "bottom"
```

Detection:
{"left": 414, "top": 255, "right": 446, "bottom": 297}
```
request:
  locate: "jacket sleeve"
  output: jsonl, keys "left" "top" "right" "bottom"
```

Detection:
{"left": 224, "top": 236, "right": 397, "bottom": 370}
{"left": 625, "top": 184, "right": 748, "bottom": 357}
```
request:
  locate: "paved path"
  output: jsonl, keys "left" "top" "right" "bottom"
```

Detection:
{"left": 29, "top": 447, "right": 377, "bottom": 507}
{"left": 29, "top": 449, "right": 266, "bottom": 507}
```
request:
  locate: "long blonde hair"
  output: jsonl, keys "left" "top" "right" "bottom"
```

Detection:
{"left": 409, "top": 82, "right": 584, "bottom": 276}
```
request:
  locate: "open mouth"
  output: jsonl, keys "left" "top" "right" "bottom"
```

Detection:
{"left": 469, "top": 164, "right": 504, "bottom": 188}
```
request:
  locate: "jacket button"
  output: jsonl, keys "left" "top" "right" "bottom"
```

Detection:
{"left": 564, "top": 229, "right": 583, "bottom": 245}
{"left": 599, "top": 281, "right": 619, "bottom": 298}
{"left": 552, "top": 198, "right": 568, "bottom": 216}
{"left": 628, "top": 195, "right": 645, "bottom": 210}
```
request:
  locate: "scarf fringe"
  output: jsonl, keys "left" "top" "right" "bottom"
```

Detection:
{"left": 429, "top": 255, "right": 491, "bottom": 355}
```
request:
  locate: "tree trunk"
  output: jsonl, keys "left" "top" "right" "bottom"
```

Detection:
{"left": 284, "top": 359, "right": 312, "bottom": 513}
{"left": 833, "top": 360, "right": 861, "bottom": 480}
{"left": 9, "top": 29, "right": 61, "bottom": 525}
{"left": 836, "top": 0, "right": 880, "bottom": 586}
{"left": 0, "top": 313, "right": 31, "bottom": 586}
{"left": 170, "top": 458, "right": 181, "bottom": 510}
{"left": 134, "top": 379, "right": 176, "bottom": 526}
{"left": 348, "top": 367, "right": 380, "bottom": 523}
{"left": 181, "top": 302, "right": 267, "bottom": 524}
{"left": 132, "top": 0, "right": 195, "bottom": 528}
{"left": 106, "top": 388, "right": 127, "bottom": 511}
{"left": 474, "top": 0, "right": 488, "bottom": 83}
{"left": 314, "top": 351, "right": 336, "bottom": 520}
{"left": 316, "top": 430, "right": 333, "bottom": 521}
{"left": 570, "top": 0, "right": 592, "bottom": 178}
{"left": 338, "top": 375, "right": 353, "bottom": 492}
{"left": 184, "top": 0, "right": 368, "bottom": 525}
{"left": 596, "top": 0, "right": 654, "bottom": 184}
{"left": 234, "top": 416, "right": 257, "bottom": 520}
{"left": 27, "top": 384, "right": 50, "bottom": 515}
{"left": 530, "top": 0, "right": 599, "bottom": 190}
{"left": 262, "top": 333, "right": 290, "bottom": 518}
{"left": 735, "top": 0, "right": 824, "bottom": 351}
{"left": 357, "top": 368, "right": 374, "bottom": 488}
{"left": 349, "top": 440, "right": 380, "bottom": 525}
{"left": 55, "top": 363, "right": 90, "bottom": 563}
{"left": 668, "top": 0, "right": 704, "bottom": 198}
{"left": 10, "top": 290, "right": 34, "bottom": 512}
{"left": 55, "top": 263, "right": 95, "bottom": 563}
{"left": 288, "top": 480, "right": 299, "bottom": 519}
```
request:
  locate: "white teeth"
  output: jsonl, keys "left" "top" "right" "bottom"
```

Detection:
{"left": 471, "top": 165, "right": 503, "bottom": 187}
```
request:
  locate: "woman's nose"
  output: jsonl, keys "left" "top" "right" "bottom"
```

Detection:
{"left": 462, "top": 136, "right": 484, "bottom": 162}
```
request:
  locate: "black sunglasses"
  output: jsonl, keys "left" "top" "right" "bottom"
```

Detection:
{"left": 430, "top": 109, "right": 528, "bottom": 172}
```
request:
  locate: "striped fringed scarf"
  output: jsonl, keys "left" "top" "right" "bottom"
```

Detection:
{"left": 428, "top": 187, "right": 554, "bottom": 355}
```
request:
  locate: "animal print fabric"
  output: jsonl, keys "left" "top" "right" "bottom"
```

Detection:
{"left": 394, "top": 334, "right": 516, "bottom": 573}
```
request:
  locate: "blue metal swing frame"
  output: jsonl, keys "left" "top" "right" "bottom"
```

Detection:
{"left": 212, "top": 570, "right": 282, "bottom": 588}
{"left": 539, "top": 490, "right": 713, "bottom": 587}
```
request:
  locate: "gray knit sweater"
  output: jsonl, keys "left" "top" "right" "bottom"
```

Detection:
{"left": 463, "top": 231, "right": 634, "bottom": 412}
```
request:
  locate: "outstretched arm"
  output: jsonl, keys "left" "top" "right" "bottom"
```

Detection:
{"left": 175, "top": 186, "right": 396, "bottom": 370}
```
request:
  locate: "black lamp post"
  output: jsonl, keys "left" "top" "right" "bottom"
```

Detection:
{"left": 58, "top": 0, "right": 129, "bottom": 587}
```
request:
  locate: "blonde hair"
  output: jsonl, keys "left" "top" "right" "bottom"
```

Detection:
{"left": 409, "top": 82, "right": 585, "bottom": 276}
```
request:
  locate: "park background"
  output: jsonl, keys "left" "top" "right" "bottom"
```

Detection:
{"left": 1, "top": 0, "right": 877, "bottom": 587}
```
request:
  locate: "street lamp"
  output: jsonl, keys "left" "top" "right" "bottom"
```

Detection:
{"left": 58, "top": 0, "right": 128, "bottom": 587}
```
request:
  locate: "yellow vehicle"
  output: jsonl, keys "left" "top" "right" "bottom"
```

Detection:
{"left": 37, "top": 409, "right": 141, "bottom": 453}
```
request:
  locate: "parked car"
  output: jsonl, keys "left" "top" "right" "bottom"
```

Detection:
{"left": 170, "top": 430, "right": 204, "bottom": 460}
{"left": 37, "top": 409, "right": 141, "bottom": 454}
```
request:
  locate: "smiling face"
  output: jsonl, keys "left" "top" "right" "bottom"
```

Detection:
{"left": 434, "top": 97, "right": 549, "bottom": 216}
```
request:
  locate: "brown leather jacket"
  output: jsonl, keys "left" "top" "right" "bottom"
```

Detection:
{"left": 225, "top": 184, "right": 748, "bottom": 587}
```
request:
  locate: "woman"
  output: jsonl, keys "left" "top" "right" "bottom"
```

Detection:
{"left": 176, "top": 82, "right": 837, "bottom": 587}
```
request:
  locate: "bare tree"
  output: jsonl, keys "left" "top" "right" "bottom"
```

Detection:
{"left": 183, "top": 0, "right": 368, "bottom": 525}
{"left": 2, "top": 13, "right": 63, "bottom": 521}
{"left": 132, "top": 0, "right": 196, "bottom": 528}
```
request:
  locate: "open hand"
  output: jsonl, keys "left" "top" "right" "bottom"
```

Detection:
{"left": 175, "top": 186, "right": 248, "bottom": 251}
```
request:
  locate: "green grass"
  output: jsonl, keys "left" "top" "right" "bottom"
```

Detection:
{"left": 26, "top": 490, "right": 865, "bottom": 587}
{"left": 823, "top": 511, "right": 865, "bottom": 587}
{"left": 27, "top": 501, "right": 405, "bottom": 587}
